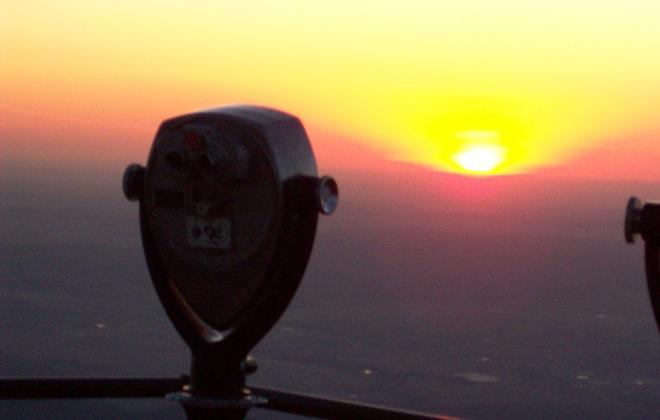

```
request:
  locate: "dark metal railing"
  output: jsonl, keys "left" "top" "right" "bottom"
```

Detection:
{"left": 0, "top": 377, "right": 450, "bottom": 419}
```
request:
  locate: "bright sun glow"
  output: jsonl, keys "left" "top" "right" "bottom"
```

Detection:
{"left": 448, "top": 130, "right": 507, "bottom": 175}
{"left": 3, "top": 2, "right": 660, "bottom": 179}
{"left": 452, "top": 145, "right": 506, "bottom": 174}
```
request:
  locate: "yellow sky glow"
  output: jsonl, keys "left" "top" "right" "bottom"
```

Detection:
{"left": 2, "top": 1, "right": 660, "bottom": 176}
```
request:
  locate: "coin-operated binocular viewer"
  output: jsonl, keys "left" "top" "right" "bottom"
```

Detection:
{"left": 123, "top": 106, "right": 338, "bottom": 418}
{"left": 625, "top": 197, "right": 660, "bottom": 333}
{"left": 0, "top": 105, "right": 446, "bottom": 419}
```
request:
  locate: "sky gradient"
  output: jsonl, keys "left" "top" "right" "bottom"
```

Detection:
{"left": 2, "top": 1, "right": 660, "bottom": 178}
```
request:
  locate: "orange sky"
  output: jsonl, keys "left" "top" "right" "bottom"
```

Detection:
{"left": 1, "top": 1, "right": 660, "bottom": 180}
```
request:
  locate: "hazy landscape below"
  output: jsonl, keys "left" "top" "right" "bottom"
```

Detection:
{"left": 0, "top": 160, "right": 659, "bottom": 419}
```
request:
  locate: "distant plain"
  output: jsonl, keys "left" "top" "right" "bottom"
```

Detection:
{"left": 1, "top": 161, "right": 659, "bottom": 419}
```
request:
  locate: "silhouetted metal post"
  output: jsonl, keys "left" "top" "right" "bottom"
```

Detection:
{"left": 625, "top": 197, "right": 660, "bottom": 332}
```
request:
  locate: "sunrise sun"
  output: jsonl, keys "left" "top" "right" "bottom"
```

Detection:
{"left": 450, "top": 131, "right": 507, "bottom": 175}
{"left": 453, "top": 145, "right": 506, "bottom": 174}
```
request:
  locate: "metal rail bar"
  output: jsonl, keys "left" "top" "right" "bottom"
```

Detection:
{"left": 250, "top": 386, "right": 449, "bottom": 419}
{"left": 0, "top": 377, "right": 452, "bottom": 419}
{"left": 0, "top": 377, "right": 187, "bottom": 399}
